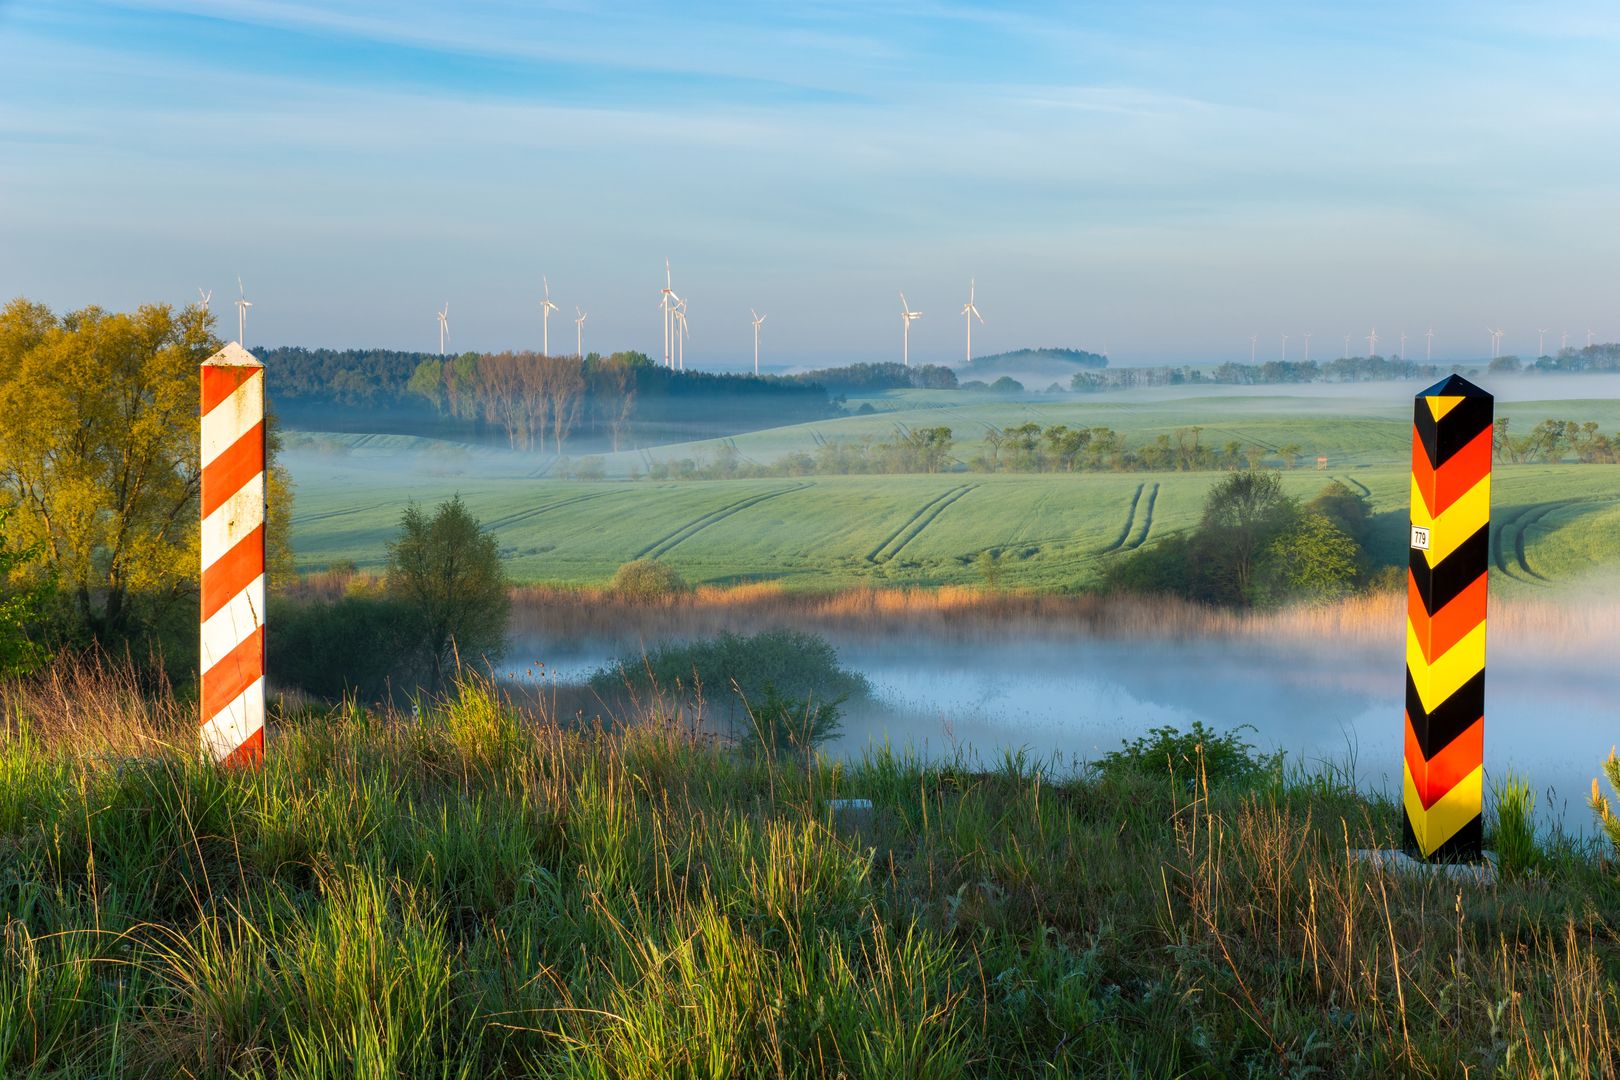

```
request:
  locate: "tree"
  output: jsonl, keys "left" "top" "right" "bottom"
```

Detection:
{"left": 1252, "top": 512, "right": 1362, "bottom": 606}
{"left": 0, "top": 298, "right": 293, "bottom": 656}
{"left": 1197, "top": 470, "right": 1296, "bottom": 603}
{"left": 385, "top": 496, "right": 509, "bottom": 693}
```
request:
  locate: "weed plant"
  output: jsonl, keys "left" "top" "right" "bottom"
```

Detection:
{"left": 2, "top": 658, "right": 1619, "bottom": 1077}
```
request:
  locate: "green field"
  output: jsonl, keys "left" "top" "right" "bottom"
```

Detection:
{"left": 288, "top": 447, "right": 1620, "bottom": 593}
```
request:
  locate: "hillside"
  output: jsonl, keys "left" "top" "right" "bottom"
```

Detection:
{"left": 962, "top": 347, "right": 1107, "bottom": 378}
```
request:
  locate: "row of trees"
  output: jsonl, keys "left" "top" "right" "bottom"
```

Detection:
{"left": 0, "top": 299, "right": 294, "bottom": 667}
{"left": 790, "top": 362, "right": 958, "bottom": 391}
{"left": 1070, "top": 355, "right": 1451, "bottom": 392}
{"left": 1493, "top": 417, "right": 1620, "bottom": 464}
{"left": 627, "top": 423, "right": 1321, "bottom": 480}
{"left": 404, "top": 351, "right": 834, "bottom": 452}
{"left": 1489, "top": 344, "right": 1620, "bottom": 374}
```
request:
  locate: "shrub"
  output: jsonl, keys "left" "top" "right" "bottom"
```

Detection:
{"left": 1093, "top": 721, "right": 1283, "bottom": 790}
{"left": 590, "top": 628, "right": 868, "bottom": 730}
{"left": 609, "top": 559, "right": 688, "bottom": 602}
{"left": 743, "top": 683, "right": 845, "bottom": 755}
{"left": 268, "top": 594, "right": 419, "bottom": 703}
{"left": 1492, "top": 770, "right": 1539, "bottom": 877}
{"left": 1589, "top": 749, "right": 1620, "bottom": 858}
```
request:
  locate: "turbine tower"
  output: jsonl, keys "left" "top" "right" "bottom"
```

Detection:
{"left": 235, "top": 277, "right": 253, "bottom": 346}
{"left": 1425, "top": 328, "right": 1435, "bottom": 362}
{"left": 899, "top": 292, "right": 922, "bottom": 367}
{"left": 437, "top": 303, "right": 449, "bottom": 356}
{"left": 960, "top": 279, "right": 984, "bottom": 364}
{"left": 1303, "top": 330, "right": 1311, "bottom": 362}
{"left": 751, "top": 308, "right": 766, "bottom": 376}
{"left": 1399, "top": 330, "right": 1407, "bottom": 362}
{"left": 540, "top": 277, "right": 559, "bottom": 355}
{"left": 1537, "top": 328, "right": 1549, "bottom": 357}
{"left": 1343, "top": 332, "right": 1350, "bottom": 358}
{"left": 1249, "top": 333, "right": 1257, "bottom": 364}
{"left": 1367, "top": 327, "right": 1379, "bottom": 357}
{"left": 1487, "top": 328, "right": 1504, "bottom": 359}
{"left": 1281, "top": 331, "right": 1289, "bottom": 362}
{"left": 1560, "top": 330, "right": 1568, "bottom": 352}
{"left": 658, "top": 259, "right": 679, "bottom": 369}
{"left": 575, "top": 306, "right": 587, "bottom": 358}
{"left": 673, "top": 299, "right": 689, "bottom": 371}
{"left": 1588, "top": 328, "right": 1596, "bottom": 348}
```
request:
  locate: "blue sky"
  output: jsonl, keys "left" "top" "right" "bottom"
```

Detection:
{"left": 2, "top": 1, "right": 1617, "bottom": 366}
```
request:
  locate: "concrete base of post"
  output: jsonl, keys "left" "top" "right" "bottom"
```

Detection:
{"left": 1351, "top": 847, "right": 1497, "bottom": 886}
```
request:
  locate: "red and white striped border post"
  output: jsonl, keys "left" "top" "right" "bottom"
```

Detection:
{"left": 200, "top": 342, "right": 267, "bottom": 765}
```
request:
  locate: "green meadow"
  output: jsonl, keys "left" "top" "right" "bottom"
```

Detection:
{"left": 287, "top": 391, "right": 1620, "bottom": 593}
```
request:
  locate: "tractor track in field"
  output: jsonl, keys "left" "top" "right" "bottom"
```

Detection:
{"left": 1098, "top": 484, "right": 1145, "bottom": 554}
{"left": 866, "top": 485, "right": 977, "bottom": 563}
{"left": 1122, "top": 483, "right": 1159, "bottom": 550}
{"left": 635, "top": 484, "right": 812, "bottom": 560}
{"left": 1491, "top": 502, "right": 1561, "bottom": 582}
{"left": 883, "top": 484, "right": 978, "bottom": 562}
{"left": 290, "top": 501, "right": 392, "bottom": 526}
{"left": 483, "top": 491, "right": 612, "bottom": 531}
{"left": 1341, "top": 476, "right": 1372, "bottom": 498}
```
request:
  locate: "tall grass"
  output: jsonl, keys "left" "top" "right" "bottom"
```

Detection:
{"left": 3, "top": 658, "right": 1619, "bottom": 1076}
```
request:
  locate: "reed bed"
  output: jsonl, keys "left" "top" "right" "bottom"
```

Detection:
{"left": 3, "top": 658, "right": 1618, "bottom": 1076}
{"left": 499, "top": 580, "right": 1615, "bottom": 657}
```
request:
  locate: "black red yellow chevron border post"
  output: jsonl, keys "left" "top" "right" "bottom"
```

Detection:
{"left": 1403, "top": 373, "right": 1492, "bottom": 861}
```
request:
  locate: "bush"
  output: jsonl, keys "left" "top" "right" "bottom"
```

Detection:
{"left": 744, "top": 683, "right": 845, "bottom": 755}
{"left": 590, "top": 628, "right": 868, "bottom": 732}
{"left": 268, "top": 594, "right": 420, "bottom": 703}
{"left": 609, "top": 559, "right": 688, "bottom": 602}
{"left": 1589, "top": 749, "right": 1620, "bottom": 859}
{"left": 1093, "top": 721, "right": 1283, "bottom": 790}
{"left": 0, "top": 508, "right": 52, "bottom": 678}
{"left": 1492, "top": 770, "right": 1539, "bottom": 877}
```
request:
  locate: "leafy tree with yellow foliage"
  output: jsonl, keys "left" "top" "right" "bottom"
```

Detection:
{"left": 0, "top": 298, "right": 293, "bottom": 660}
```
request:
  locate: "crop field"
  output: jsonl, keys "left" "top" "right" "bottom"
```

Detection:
{"left": 287, "top": 443, "right": 1620, "bottom": 593}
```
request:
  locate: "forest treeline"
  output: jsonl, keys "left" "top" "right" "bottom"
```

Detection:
{"left": 789, "top": 362, "right": 959, "bottom": 391}
{"left": 1070, "top": 345, "right": 1620, "bottom": 392}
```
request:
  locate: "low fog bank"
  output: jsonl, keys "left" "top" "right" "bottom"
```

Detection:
{"left": 504, "top": 595, "right": 1620, "bottom": 832}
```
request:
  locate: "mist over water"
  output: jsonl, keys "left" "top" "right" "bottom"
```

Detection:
{"left": 510, "top": 615, "right": 1620, "bottom": 833}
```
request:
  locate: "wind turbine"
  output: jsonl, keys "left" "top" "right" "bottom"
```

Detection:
{"left": 658, "top": 259, "right": 677, "bottom": 369}
{"left": 673, "top": 299, "right": 689, "bottom": 371}
{"left": 1303, "top": 330, "right": 1312, "bottom": 362}
{"left": 1281, "top": 331, "right": 1289, "bottom": 362}
{"left": 1560, "top": 330, "right": 1569, "bottom": 352}
{"left": 960, "top": 279, "right": 984, "bottom": 364}
{"left": 235, "top": 277, "right": 253, "bottom": 346}
{"left": 751, "top": 308, "right": 766, "bottom": 376}
{"left": 197, "top": 287, "right": 212, "bottom": 313}
{"left": 899, "top": 292, "right": 922, "bottom": 367}
{"left": 1343, "top": 332, "right": 1351, "bottom": 358}
{"left": 1588, "top": 329, "right": 1596, "bottom": 348}
{"left": 437, "top": 303, "right": 449, "bottom": 356}
{"left": 539, "top": 277, "right": 560, "bottom": 355}
{"left": 575, "top": 306, "right": 587, "bottom": 358}
{"left": 1538, "top": 328, "right": 1550, "bottom": 357}
{"left": 1486, "top": 328, "right": 1504, "bottom": 359}
{"left": 1367, "top": 327, "right": 1379, "bottom": 357}
{"left": 1425, "top": 328, "right": 1435, "bottom": 362}
{"left": 1249, "top": 333, "right": 1257, "bottom": 364}
{"left": 1399, "top": 330, "right": 1407, "bottom": 362}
